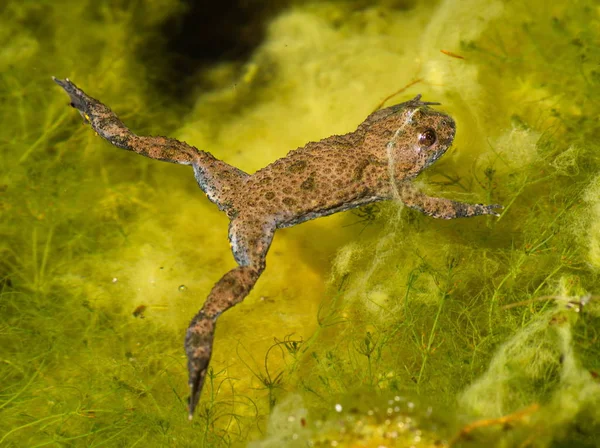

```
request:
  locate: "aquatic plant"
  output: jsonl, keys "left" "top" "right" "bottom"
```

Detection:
{"left": 1, "top": 0, "right": 599, "bottom": 446}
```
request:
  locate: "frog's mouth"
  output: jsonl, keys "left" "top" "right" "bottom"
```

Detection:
{"left": 424, "top": 147, "right": 448, "bottom": 169}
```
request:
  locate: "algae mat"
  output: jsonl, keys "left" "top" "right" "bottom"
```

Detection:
{"left": 1, "top": 0, "right": 600, "bottom": 446}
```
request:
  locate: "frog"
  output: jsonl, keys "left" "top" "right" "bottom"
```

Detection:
{"left": 53, "top": 77, "right": 501, "bottom": 419}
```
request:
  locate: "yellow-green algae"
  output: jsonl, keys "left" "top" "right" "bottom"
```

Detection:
{"left": 1, "top": 0, "right": 600, "bottom": 447}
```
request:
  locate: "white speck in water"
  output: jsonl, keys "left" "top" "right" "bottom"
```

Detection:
{"left": 112, "top": 277, "right": 118, "bottom": 283}
{"left": 335, "top": 404, "right": 343, "bottom": 413}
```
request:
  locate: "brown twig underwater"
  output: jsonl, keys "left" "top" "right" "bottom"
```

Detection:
{"left": 450, "top": 404, "right": 540, "bottom": 446}
{"left": 53, "top": 77, "right": 501, "bottom": 419}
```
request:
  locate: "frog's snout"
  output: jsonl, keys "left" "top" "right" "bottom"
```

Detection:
{"left": 439, "top": 115, "right": 456, "bottom": 146}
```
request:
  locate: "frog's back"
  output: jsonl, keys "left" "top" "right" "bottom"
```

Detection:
{"left": 232, "top": 131, "right": 390, "bottom": 227}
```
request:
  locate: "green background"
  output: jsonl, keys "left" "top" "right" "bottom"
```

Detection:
{"left": 1, "top": 0, "right": 599, "bottom": 446}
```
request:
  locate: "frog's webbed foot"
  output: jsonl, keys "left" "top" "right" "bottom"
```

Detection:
{"left": 399, "top": 182, "right": 503, "bottom": 219}
{"left": 477, "top": 203, "right": 503, "bottom": 217}
{"left": 52, "top": 77, "right": 96, "bottom": 119}
{"left": 185, "top": 312, "right": 216, "bottom": 418}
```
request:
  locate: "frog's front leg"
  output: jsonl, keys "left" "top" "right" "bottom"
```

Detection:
{"left": 185, "top": 218, "right": 275, "bottom": 419}
{"left": 398, "top": 182, "right": 501, "bottom": 219}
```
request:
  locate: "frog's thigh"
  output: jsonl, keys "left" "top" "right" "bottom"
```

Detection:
{"left": 228, "top": 217, "right": 276, "bottom": 267}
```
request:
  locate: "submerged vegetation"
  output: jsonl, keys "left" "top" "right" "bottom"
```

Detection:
{"left": 1, "top": 0, "right": 600, "bottom": 446}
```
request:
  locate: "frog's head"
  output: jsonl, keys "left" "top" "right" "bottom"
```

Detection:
{"left": 361, "top": 95, "right": 456, "bottom": 179}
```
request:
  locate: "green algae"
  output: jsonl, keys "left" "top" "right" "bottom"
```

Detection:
{"left": 2, "top": 0, "right": 600, "bottom": 447}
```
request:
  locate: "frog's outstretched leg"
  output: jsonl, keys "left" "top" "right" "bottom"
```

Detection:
{"left": 398, "top": 182, "right": 502, "bottom": 218}
{"left": 185, "top": 217, "right": 275, "bottom": 419}
{"left": 52, "top": 77, "right": 247, "bottom": 212}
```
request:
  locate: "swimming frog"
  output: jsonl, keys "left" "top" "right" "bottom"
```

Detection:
{"left": 53, "top": 77, "right": 501, "bottom": 419}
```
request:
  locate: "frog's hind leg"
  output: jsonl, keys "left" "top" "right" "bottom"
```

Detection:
{"left": 53, "top": 77, "right": 248, "bottom": 210}
{"left": 185, "top": 218, "right": 275, "bottom": 419}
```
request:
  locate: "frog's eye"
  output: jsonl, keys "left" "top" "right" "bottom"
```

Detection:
{"left": 418, "top": 129, "right": 437, "bottom": 147}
